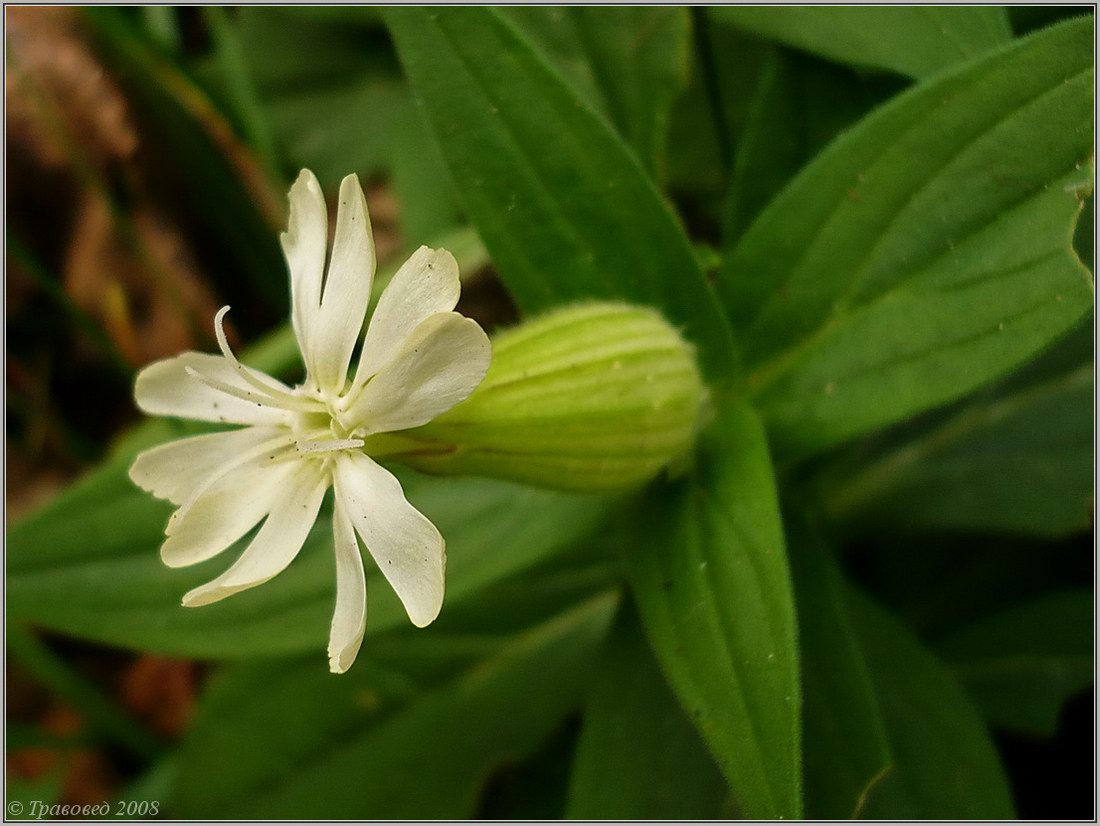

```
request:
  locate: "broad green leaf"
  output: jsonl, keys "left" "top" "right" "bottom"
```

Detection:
{"left": 722, "top": 46, "right": 903, "bottom": 246}
{"left": 567, "top": 603, "right": 731, "bottom": 819}
{"left": 8, "top": 446, "right": 608, "bottom": 658}
{"left": 722, "top": 19, "right": 1094, "bottom": 459}
{"left": 383, "top": 7, "right": 737, "bottom": 382}
{"left": 821, "top": 360, "right": 1093, "bottom": 538}
{"left": 938, "top": 591, "right": 1094, "bottom": 737}
{"left": 849, "top": 588, "right": 1016, "bottom": 819}
{"left": 502, "top": 8, "right": 691, "bottom": 180}
{"left": 174, "top": 593, "right": 616, "bottom": 818}
{"left": 710, "top": 6, "right": 1011, "bottom": 79}
{"left": 622, "top": 402, "right": 800, "bottom": 818}
{"left": 787, "top": 513, "right": 890, "bottom": 819}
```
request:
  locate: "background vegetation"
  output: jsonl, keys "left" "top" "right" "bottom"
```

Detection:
{"left": 6, "top": 6, "right": 1094, "bottom": 818}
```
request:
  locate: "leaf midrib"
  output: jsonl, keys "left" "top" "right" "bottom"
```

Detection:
{"left": 741, "top": 61, "right": 1090, "bottom": 387}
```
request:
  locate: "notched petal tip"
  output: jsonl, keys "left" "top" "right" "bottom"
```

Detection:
{"left": 327, "top": 636, "right": 365, "bottom": 674}
{"left": 293, "top": 167, "right": 322, "bottom": 193}
{"left": 338, "top": 171, "right": 363, "bottom": 191}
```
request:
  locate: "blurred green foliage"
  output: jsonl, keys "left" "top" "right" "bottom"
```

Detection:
{"left": 6, "top": 6, "right": 1094, "bottom": 820}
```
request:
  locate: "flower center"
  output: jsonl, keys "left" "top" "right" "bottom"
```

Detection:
{"left": 288, "top": 390, "right": 366, "bottom": 456}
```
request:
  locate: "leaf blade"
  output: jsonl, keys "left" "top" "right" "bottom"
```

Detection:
{"left": 383, "top": 7, "right": 737, "bottom": 382}
{"left": 938, "top": 591, "right": 1094, "bottom": 737}
{"left": 787, "top": 512, "right": 891, "bottom": 819}
{"left": 711, "top": 6, "right": 1012, "bottom": 79}
{"left": 848, "top": 588, "right": 1016, "bottom": 818}
{"left": 566, "top": 603, "right": 731, "bottom": 819}
{"left": 721, "top": 18, "right": 1094, "bottom": 459}
{"left": 622, "top": 401, "right": 801, "bottom": 818}
{"left": 174, "top": 593, "right": 616, "bottom": 818}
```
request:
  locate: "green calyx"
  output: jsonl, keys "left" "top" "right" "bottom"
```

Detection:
{"left": 365, "top": 302, "right": 708, "bottom": 493}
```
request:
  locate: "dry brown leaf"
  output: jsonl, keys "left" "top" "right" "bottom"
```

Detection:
{"left": 118, "top": 656, "right": 200, "bottom": 739}
{"left": 63, "top": 192, "right": 224, "bottom": 365}
{"left": 6, "top": 7, "right": 138, "bottom": 173}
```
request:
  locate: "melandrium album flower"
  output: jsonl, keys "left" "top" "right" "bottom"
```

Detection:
{"left": 129, "top": 169, "right": 491, "bottom": 673}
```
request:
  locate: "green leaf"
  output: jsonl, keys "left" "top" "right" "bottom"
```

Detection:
{"left": 821, "top": 358, "right": 1093, "bottom": 538}
{"left": 502, "top": 8, "right": 691, "bottom": 180}
{"left": 622, "top": 401, "right": 800, "bottom": 818}
{"left": 849, "top": 588, "right": 1016, "bottom": 818}
{"left": 236, "top": 7, "right": 401, "bottom": 183}
{"left": 722, "top": 47, "right": 904, "bottom": 246}
{"left": 7, "top": 448, "right": 608, "bottom": 658}
{"left": 566, "top": 603, "right": 731, "bottom": 819}
{"left": 664, "top": 37, "right": 729, "bottom": 209}
{"left": 236, "top": 7, "right": 465, "bottom": 239}
{"left": 722, "top": 19, "right": 1094, "bottom": 460}
{"left": 787, "top": 513, "right": 890, "bottom": 819}
{"left": 383, "top": 7, "right": 737, "bottom": 382}
{"left": 174, "top": 592, "right": 616, "bottom": 818}
{"left": 202, "top": 6, "right": 281, "bottom": 182}
{"left": 710, "top": 6, "right": 1011, "bottom": 79}
{"left": 938, "top": 591, "right": 1094, "bottom": 737}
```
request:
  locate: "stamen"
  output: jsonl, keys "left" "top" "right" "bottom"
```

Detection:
{"left": 295, "top": 437, "right": 365, "bottom": 454}
{"left": 213, "top": 307, "right": 324, "bottom": 410}
{"left": 184, "top": 366, "right": 324, "bottom": 414}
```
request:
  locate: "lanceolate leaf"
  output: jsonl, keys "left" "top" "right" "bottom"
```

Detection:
{"left": 722, "top": 46, "right": 904, "bottom": 246}
{"left": 722, "top": 18, "right": 1094, "bottom": 460}
{"left": 174, "top": 593, "right": 616, "bottom": 818}
{"left": 938, "top": 591, "right": 1094, "bottom": 737}
{"left": 622, "top": 402, "right": 800, "bottom": 818}
{"left": 787, "top": 513, "right": 890, "bottom": 819}
{"left": 383, "top": 7, "right": 737, "bottom": 382}
{"left": 567, "top": 603, "right": 731, "bottom": 819}
{"left": 849, "top": 589, "right": 1016, "bottom": 819}
{"left": 710, "top": 6, "right": 1011, "bottom": 79}
{"left": 821, "top": 360, "right": 1093, "bottom": 538}
{"left": 502, "top": 7, "right": 691, "bottom": 180}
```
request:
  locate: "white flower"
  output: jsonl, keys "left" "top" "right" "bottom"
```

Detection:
{"left": 128, "top": 170, "right": 491, "bottom": 673}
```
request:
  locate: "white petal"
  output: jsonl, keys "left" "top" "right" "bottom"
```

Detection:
{"left": 280, "top": 169, "right": 327, "bottom": 375}
{"left": 343, "top": 312, "right": 491, "bottom": 434}
{"left": 159, "top": 453, "right": 299, "bottom": 568}
{"left": 352, "top": 246, "right": 460, "bottom": 389}
{"left": 312, "top": 173, "right": 375, "bottom": 393}
{"left": 181, "top": 461, "right": 329, "bottom": 606}
{"left": 135, "top": 352, "right": 293, "bottom": 426}
{"left": 129, "top": 426, "right": 284, "bottom": 505}
{"left": 328, "top": 494, "right": 367, "bottom": 674}
{"left": 333, "top": 453, "right": 444, "bottom": 628}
